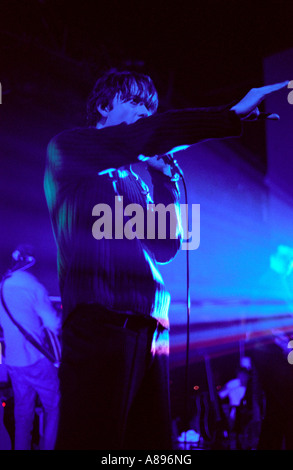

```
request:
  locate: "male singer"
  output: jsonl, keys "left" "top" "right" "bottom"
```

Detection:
{"left": 44, "top": 69, "right": 288, "bottom": 449}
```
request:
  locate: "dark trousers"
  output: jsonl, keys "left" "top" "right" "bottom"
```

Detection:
{"left": 55, "top": 304, "right": 172, "bottom": 450}
{"left": 7, "top": 358, "right": 60, "bottom": 450}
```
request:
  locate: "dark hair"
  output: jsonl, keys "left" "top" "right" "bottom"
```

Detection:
{"left": 86, "top": 69, "right": 159, "bottom": 126}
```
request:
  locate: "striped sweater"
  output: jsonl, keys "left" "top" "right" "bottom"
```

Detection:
{"left": 44, "top": 106, "right": 241, "bottom": 325}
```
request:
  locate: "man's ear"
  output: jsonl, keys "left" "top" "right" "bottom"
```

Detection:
{"left": 97, "top": 104, "right": 110, "bottom": 117}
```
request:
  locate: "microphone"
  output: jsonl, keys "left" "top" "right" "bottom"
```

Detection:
{"left": 158, "top": 153, "right": 184, "bottom": 181}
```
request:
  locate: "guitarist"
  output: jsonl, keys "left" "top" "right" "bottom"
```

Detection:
{"left": 0, "top": 245, "right": 61, "bottom": 450}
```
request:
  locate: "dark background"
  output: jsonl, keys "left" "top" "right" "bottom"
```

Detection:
{"left": 2, "top": 0, "right": 293, "bottom": 119}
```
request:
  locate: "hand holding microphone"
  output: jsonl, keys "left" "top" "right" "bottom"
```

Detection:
{"left": 147, "top": 153, "right": 184, "bottom": 181}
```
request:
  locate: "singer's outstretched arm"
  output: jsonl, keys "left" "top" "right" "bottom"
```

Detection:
{"left": 230, "top": 80, "right": 289, "bottom": 120}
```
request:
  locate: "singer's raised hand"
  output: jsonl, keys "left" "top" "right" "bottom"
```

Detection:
{"left": 230, "top": 80, "right": 290, "bottom": 121}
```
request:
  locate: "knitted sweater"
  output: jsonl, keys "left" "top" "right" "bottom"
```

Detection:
{"left": 44, "top": 106, "right": 241, "bottom": 325}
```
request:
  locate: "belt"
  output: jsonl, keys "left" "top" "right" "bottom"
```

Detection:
{"left": 106, "top": 313, "right": 160, "bottom": 333}
{"left": 72, "top": 303, "right": 163, "bottom": 333}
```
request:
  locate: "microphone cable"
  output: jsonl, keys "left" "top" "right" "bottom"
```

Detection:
{"left": 165, "top": 153, "right": 191, "bottom": 447}
{"left": 181, "top": 172, "right": 191, "bottom": 448}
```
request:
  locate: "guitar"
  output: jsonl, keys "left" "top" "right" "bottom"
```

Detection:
{"left": 41, "top": 327, "right": 61, "bottom": 367}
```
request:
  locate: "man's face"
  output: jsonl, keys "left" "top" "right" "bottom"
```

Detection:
{"left": 99, "top": 94, "right": 152, "bottom": 127}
